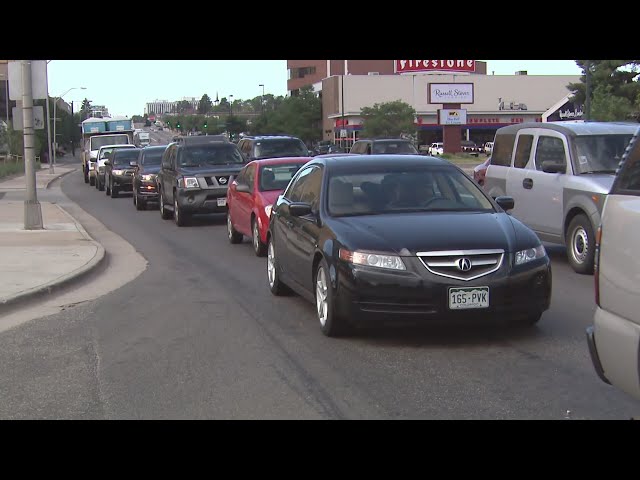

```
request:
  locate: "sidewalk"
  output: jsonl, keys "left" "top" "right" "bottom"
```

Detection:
{"left": 0, "top": 167, "right": 105, "bottom": 313}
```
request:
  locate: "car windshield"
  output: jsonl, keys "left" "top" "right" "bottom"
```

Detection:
{"left": 328, "top": 166, "right": 495, "bottom": 217}
{"left": 180, "top": 143, "right": 244, "bottom": 167}
{"left": 254, "top": 139, "right": 308, "bottom": 158}
{"left": 259, "top": 164, "right": 305, "bottom": 191}
{"left": 112, "top": 149, "right": 140, "bottom": 166}
{"left": 91, "top": 135, "right": 129, "bottom": 150}
{"left": 372, "top": 142, "right": 418, "bottom": 154}
{"left": 142, "top": 149, "right": 166, "bottom": 165}
{"left": 574, "top": 134, "right": 633, "bottom": 174}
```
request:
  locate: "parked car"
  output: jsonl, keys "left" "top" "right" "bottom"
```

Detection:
{"left": 132, "top": 145, "right": 167, "bottom": 210}
{"left": 483, "top": 121, "right": 637, "bottom": 274}
{"left": 586, "top": 127, "right": 640, "bottom": 401}
{"left": 349, "top": 138, "right": 419, "bottom": 155}
{"left": 104, "top": 147, "right": 141, "bottom": 198}
{"left": 428, "top": 142, "right": 444, "bottom": 156}
{"left": 313, "top": 141, "right": 333, "bottom": 156}
{"left": 95, "top": 144, "right": 138, "bottom": 191}
{"left": 226, "top": 157, "right": 311, "bottom": 256}
{"left": 484, "top": 141, "right": 494, "bottom": 156}
{"left": 266, "top": 155, "right": 551, "bottom": 337}
{"left": 461, "top": 140, "right": 482, "bottom": 156}
{"left": 473, "top": 156, "right": 491, "bottom": 186}
{"left": 237, "top": 135, "right": 310, "bottom": 161}
{"left": 157, "top": 136, "right": 246, "bottom": 226}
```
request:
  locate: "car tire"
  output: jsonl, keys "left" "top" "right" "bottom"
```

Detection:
{"left": 315, "top": 258, "right": 348, "bottom": 337}
{"left": 566, "top": 214, "right": 595, "bottom": 274}
{"left": 252, "top": 217, "right": 267, "bottom": 257}
{"left": 227, "top": 213, "right": 243, "bottom": 244}
{"left": 174, "top": 195, "right": 188, "bottom": 226}
{"left": 135, "top": 192, "right": 145, "bottom": 211}
{"left": 105, "top": 176, "right": 111, "bottom": 196}
{"left": 98, "top": 177, "right": 105, "bottom": 191}
{"left": 159, "top": 190, "right": 172, "bottom": 220}
{"left": 111, "top": 183, "right": 119, "bottom": 198}
{"left": 84, "top": 168, "right": 89, "bottom": 183}
{"left": 267, "top": 237, "right": 291, "bottom": 296}
{"left": 89, "top": 175, "right": 95, "bottom": 186}
{"left": 521, "top": 312, "right": 543, "bottom": 326}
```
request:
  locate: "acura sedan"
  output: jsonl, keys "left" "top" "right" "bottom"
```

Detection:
{"left": 266, "top": 155, "right": 552, "bottom": 337}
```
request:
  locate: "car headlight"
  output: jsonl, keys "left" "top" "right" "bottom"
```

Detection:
{"left": 514, "top": 245, "right": 546, "bottom": 265}
{"left": 141, "top": 174, "right": 156, "bottom": 181}
{"left": 264, "top": 205, "right": 272, "bottom": 217}
{"left": 182, "top": 177, "right": 199, "bottom": 188}
{"left": 112, "top": 169, "right": 124, "bottom": 175}
{"left": 339, "top": 248, "right": 406, "bottom": 271}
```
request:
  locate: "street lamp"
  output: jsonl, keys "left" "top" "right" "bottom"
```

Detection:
{"left": 258, "top": 84, "right": 265, "bottom": 115}
{"left": 53, "top": 86, "right": 86, "bottom": 171}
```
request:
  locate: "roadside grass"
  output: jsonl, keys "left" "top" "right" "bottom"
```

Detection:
{"left": 0, "top": 159, "right": 41, "bottom": 179}
{"left": 439, "top": 153, "right": 488, "bottom": 165}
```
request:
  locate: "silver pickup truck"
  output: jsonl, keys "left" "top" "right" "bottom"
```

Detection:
{"left": 483, "top": 121, "right": 637, "bottom": 274}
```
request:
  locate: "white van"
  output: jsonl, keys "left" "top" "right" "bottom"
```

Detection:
{"left": 134, "top": 131, "right": 151, "bottom": 147}
{"left": 587, "top": 126, "right": 640, "bottom": 401}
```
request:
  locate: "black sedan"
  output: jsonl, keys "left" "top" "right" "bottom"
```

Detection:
{"left": 266, "top": 155, "right": 552, "bottom": 337}
{"left": 133, "top": 145, "right": 167, "bottom": 210}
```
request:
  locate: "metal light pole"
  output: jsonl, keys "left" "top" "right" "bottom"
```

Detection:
{"left": 585, "top": 60, "right": 591, "bottom": 121}
{"left": 21, "top": 60, "right": 43, "bottom": 230}
{"left": 259, "top": 84, "right": 265, "bottom": 115}
{"left": 53, "top": 86, "right": 85, "bottom": 171}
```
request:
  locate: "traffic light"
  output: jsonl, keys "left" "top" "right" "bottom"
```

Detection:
{"left": 177, "top": 122, "right": 181, "bottom": 129}
{"left": 204, "top": 121, "right": 208, "bottom": 129}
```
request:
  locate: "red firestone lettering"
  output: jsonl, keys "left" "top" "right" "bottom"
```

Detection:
{"left": 447, "top": 60, "right": 454, "bottom": 68}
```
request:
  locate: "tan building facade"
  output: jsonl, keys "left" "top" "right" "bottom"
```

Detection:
{"left": 321, "top": 73, "right": 581, "bottom": 149}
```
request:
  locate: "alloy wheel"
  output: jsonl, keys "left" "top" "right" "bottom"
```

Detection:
{"left": 315, "top": 267, "right": 328, "bottom": 327}
{"left": 267, "top": 241, "right": 276, "bottom": 288}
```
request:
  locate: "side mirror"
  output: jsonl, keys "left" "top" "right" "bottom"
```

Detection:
{"left": 289, "top": 202, "right": 313, "bottom": 217}
{"left": 541, "top": 161, "right": 566, "bottom": 174}
{"left": 235, "top": 183, "right": 251, "bottom": 194}
{"left": 495, "top": 196, "right": 515, "bottom": 211}
{"left": 104, "top": 160, "right": 111, "bottom": 166}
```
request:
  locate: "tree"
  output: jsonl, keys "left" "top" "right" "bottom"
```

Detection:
{"left": 80, "top": 98, "right": 93, "bottom": 120}
{"left": 360, "top": 100, "right": 416, "bottom": 138}
{"left": 131, "top": 115, "right": 145, "bottom": 123}
{"left": 226, "top": 115, "right": 247, "bottom": 139}
{"left": 176, "top": 100, "right": 192, "bottom": 114}
{"left": 198, "top": 94, "right": 213, "bottom": 115}
{"left": 567, "top": 60, "right": 640, "bottom": 121}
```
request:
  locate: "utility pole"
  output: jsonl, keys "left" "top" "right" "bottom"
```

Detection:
{"left": 585, "top": 60, "right": 591, "bottom": 121}
{"left": 71, "top": 100, "right": 75, "bottom": 157}
{"left": 21, "top": 60, "right": 43, "bottom": 230}
{"left": 45, "top": 62, "right": 54, "bottom": 173}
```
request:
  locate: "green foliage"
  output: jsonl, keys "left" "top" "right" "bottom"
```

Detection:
{"left": 568, "top": 60, "right": 640, "bottom": 121}
{"left": 360, "top": 100, "right": 416, "bottom": 138}
{"left": 131, "top": 115, "right": 145, "bottom": 123}
{"left": 198, "top": 94, "right": 213, "bottom": 114}
{"left": 0, "top": 158, "right": 40, "bottom": 179}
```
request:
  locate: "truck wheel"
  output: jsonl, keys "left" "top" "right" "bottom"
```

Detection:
{"left": 566, "top": 214, "right": 595, "bottom": 275}
{"left": 84, "top": 167, "right": 89, "bottom": 183}
{"left": 159, "top": 190, "right": 172, "bottom": 220}
{"left": 89, "top": 175, "right": 95, "bottom": 186}
{"left": 111, "top": 184, "right": 119, "bottom": 198}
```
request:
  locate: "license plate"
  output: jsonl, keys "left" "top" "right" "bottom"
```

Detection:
{"left": 217, "top": 197, "right": 227, "bottom": 207}
{"left": 448, "top": 287, "right": 489, "bottom": 310}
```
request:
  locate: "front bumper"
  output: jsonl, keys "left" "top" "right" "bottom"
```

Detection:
{"left": 136, "top": 180, "right": 159, "bottom": 201}
{"left": 334, "top": 256, "right": 552, "bottom": 325}
{"left": 112, "top": 173, "right": 134, "bottom": 191}
{"left": 176, "top": 187, "right": 229, "bottom": 214}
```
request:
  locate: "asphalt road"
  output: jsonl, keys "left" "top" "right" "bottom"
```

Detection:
{"left": 0, "top": 154, "right": 638, "bottom": 419}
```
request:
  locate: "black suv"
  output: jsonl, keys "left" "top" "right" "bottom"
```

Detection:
{"left": 237, "top": 135, "right": 310, "bottom": 161}
{"left": 157, "top": 136, "right": 246, "bottom": 226}
{"left": 133, "top": 145, "right": 167, "bottom": 210}
{"left": 349, "top": 138, "right": 419, "bottom": 155}
{"left": 105, "top": 147, "right": 141, "bottom": 198}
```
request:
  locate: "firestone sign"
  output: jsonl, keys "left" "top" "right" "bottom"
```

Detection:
{"left": 396, "top": 60, "right": 475, "bottom": 73}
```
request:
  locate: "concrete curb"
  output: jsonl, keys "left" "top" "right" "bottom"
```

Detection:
{"left": 45, "top": 167, "right": 77, "bottom": 189}
{"left": 0, "top": 203, "right": 106, "bottom": 315}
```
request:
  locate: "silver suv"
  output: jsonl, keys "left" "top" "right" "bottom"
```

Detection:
{"left": 483, "top": 121, "right": 637, "bottom": 274}
{"left": 587, "top": 126, "right": 640, "bottom": 401}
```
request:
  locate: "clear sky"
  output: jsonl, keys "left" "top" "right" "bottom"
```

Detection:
{"left": 47, "top": 60, "right": 582, "bottom": 118}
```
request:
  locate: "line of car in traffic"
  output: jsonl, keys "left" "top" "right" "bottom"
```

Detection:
{"left": 81, "top": 125, "right": 640, "bottom": 403}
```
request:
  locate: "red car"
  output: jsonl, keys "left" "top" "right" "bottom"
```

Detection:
{"left": 473, "top": 156, "right": 491, "bottom": 186}
{"left": 226, "top": 157, "right": 312, "bottom": 256}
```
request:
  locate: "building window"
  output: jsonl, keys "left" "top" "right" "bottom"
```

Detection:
{"left": 289, "top": 66, "right": 317, "bottom": 80}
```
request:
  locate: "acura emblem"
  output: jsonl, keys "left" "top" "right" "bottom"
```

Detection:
{"left": 457, "top": 258, "right": 472, "bottom": 271}
{"left": 218, "top": 177, "right": 228, "bottom": 184}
